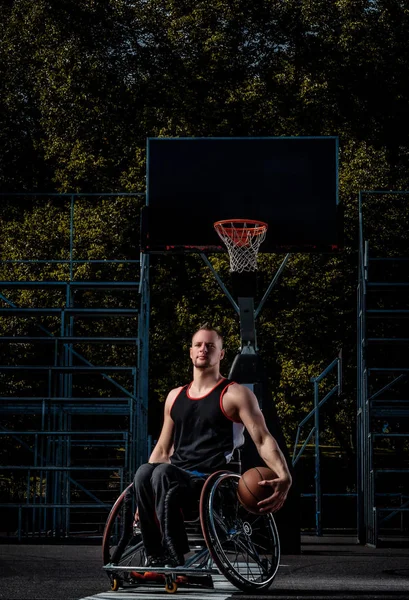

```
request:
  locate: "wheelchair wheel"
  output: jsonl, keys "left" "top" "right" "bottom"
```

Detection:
{"left": 102, "top": 483, "right": 146, "bottom": 579}
{"left": 200, "top": 471, "right": 280, "bottom": 592}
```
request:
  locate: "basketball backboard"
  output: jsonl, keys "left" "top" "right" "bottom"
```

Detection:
{"left": 141, "top": 136, "right": 340, "bottom": 253}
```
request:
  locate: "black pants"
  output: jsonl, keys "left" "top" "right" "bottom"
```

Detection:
{"left": 133, "top": 462, "right": 205, "bottom": 562}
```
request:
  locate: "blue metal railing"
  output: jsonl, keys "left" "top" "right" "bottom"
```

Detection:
{"left": 0, "top": 193, "right": 149, "bottom": 538}
{"left": 292, "top": 351, "right": 343, "bottom": 535}
{"left": 357, "top": 190, "right": 409, "bottom": 546}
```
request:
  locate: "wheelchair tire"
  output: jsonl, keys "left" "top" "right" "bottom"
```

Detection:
{"left": 102, "top": 483, "right": 146, "bottom": 574}
{"left": 200, "top": 471, "right": 280, "bottom": 592}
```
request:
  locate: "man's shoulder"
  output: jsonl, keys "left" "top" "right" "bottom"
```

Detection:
{"left": 222, "top": 381, "right": 256, "bottom": 420}
{"left": 225, "top": 380, "right": 248, "bottom": 390}
{"left": 163, "top": 385, "right": 187, "bottom": 414}
{"left": 166, "top": 384, "right": 188, "bottom": 402}
{"left": 224, "top": 381, "right": 253, "bottom": 398}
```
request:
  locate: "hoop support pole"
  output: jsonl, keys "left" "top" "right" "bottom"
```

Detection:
{"left": 200, "top": 253, "right": 239, "bottom": 314}
{"left": 255, "top": 253, "right": 291, "bottom": 319}
{"left": 238, "top": 297, "right": 257, "bottom": 352}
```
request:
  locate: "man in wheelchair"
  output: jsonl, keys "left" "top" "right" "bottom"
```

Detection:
{"left": 133, "top": 323, "right": 292, "bottom": 569}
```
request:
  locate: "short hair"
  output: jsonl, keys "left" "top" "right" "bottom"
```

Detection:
{"left": 192, "top": 322, "right": 224, "bottom": 347}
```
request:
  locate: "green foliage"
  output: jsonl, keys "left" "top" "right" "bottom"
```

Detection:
{"left": 2, "top": 0, "right": 409, "bottom": 462}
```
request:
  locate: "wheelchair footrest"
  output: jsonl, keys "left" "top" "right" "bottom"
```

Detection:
{"left": 105, "top": 564, "right": 214, "bottom": 590}
{"left": 131, "top": 571, "right": 189, "bottom": 585}
{"left": 104, "top": 564, "right": 214, "bottom": 574}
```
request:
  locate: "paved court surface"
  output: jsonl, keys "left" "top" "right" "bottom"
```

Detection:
{"left": 0, "top": 535, "right": 408, "bottom": 600}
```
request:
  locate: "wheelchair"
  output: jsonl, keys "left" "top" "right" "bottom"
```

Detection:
{"left": 102, "top": 470, "right": 280, "bottom": 593}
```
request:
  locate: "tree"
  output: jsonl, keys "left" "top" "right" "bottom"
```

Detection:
{"left": 2, "top": 0, "right": 409, "bottom": 454}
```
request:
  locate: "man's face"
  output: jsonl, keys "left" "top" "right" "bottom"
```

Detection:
{"left": 190, "top": 330, "right": 224, "bottom": 369}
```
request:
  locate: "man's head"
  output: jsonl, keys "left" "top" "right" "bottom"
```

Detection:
{"left": 190, "top": 323, "right": 224, "bottom": 370}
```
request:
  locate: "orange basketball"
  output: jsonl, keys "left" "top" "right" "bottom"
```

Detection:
{"left": 237, "top": 466, "right": 277, "bottom": 514}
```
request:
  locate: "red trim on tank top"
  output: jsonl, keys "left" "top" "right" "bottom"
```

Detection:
{"left": 220, "top": 381, "right": 241, "bottom": 423}
{"left": 170, "top": 385, "right": 188, "bottom": 412}
{"left": 186, "top": 378, "right": 227, "bottom": 400}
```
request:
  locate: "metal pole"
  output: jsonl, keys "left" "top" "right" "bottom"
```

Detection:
{"left": 70, "top": 195, "right": 74, "bottom": 282}
{"left": 314, "top": 380, "right": 322, "bottom": 536}
{"left": 199, "top": 253, "right": 239, "bottom": 314}
{"left": 255, "top": 253, "right": 290, "bottom": 319}
{"left": 357, "top": 190, "right": 364, "bottom": 543}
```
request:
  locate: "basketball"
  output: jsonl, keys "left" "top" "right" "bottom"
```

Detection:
{"left": 237, "top": 466, "right": 277, "bottom": 514}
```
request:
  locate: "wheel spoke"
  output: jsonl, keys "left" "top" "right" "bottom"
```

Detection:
{"left": 102, "top": 484, "right": 146, "bottom": 577}
{"left": 200, "top": 472, "right": 280, "bottom": 592}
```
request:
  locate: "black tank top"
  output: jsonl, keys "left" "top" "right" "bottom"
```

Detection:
{"left": 169, "top": 378, "right": 245, "bottom": 474}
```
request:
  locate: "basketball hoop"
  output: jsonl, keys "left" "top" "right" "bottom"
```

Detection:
{"left": 214, "top": 219, "right": 268, "bottom": 272}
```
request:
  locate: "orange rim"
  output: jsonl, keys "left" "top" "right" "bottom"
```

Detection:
{"left": 214, "top": 219, "right": 268, "bottom": 237}
{"left": 214, "top": 220, "right": 268, "bottom": 248}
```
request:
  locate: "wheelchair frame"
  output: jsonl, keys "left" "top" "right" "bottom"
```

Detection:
{"left": 103, "top": 470, "right": 280, "bottom": 593}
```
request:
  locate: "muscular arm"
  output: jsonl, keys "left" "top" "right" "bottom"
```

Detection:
{"left": 148, "top": 387, "right": 180, "bottom": 463}
{"left": 224, "top": 384, "right": 292, "bottom": 512}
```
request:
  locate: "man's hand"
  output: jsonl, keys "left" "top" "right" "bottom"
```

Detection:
{"left": 256, "top": 476, "right": 291, "bottom": 513}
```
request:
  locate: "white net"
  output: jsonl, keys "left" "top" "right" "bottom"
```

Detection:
{"left": 214, "top": 220, "right": 268, "bottom": 272}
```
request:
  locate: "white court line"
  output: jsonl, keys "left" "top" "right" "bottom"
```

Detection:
{"left": 80, "top": 575, "right": 235, "bottom": 600}
{"left": 80, "top": 592, "right": 234, "bottom": 598}
{"left": 82, "top": 562, "right": 286, "bottom": 600}
{"left": 81, "top": 593, "right": 233, "bottom": 600}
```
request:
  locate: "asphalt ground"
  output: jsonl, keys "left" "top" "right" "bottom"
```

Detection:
{"left": 0, "top": 535, "right": 408, "bottom": 600}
